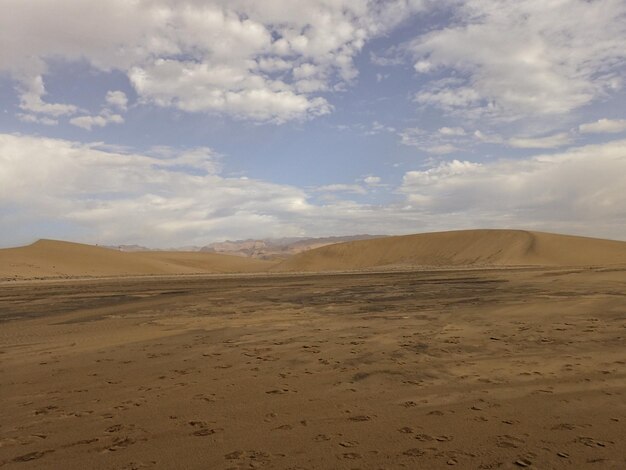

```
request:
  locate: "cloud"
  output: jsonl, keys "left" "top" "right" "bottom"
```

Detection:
{"left": 438, "top": 127, "right": 466, "bottom": 136}
{"left": 2, "top": 133, "right": 625, "bottom": 246}
{"left": 105, "top": 91, "right": 128, "bottom": 111}
{"left": 315, "top": 184, "right": 366, "bottom": 195}
{"left": 508, "top": 132, "right": 573, "bottom": 149}
{"left": 17, "top": 75, "right": 77, "bottom": 117}
{"left": 408, "top": 0, "right": 626, "bottom": 124}
{"left": 0, "top": 133, "right": 315, "bottom": 245}
{"left": 426, "top": 144, "right": 460, "bottom": 154}
{"left": 363, "top": 121, "right": 396, "bottom": 136}
{"left": 129, "top": 60, "right": 332, "bottom": 122}
{"left": 364, "top": 176, "right": 381, "bottom": 185}
{"left": 1, "top": 0, "right": 426, "bottom": 123}
{"left": 414, "top": 60, "right": 433, "bottom": 73}
{"left": 17, "top": 113, "right": 58, "bottom": 126}
{"left": 399, "top": 127, "right": 469, "bottom": 154}
{"left": 401, "top": 126, "right": 575, "bottom": 154}
{"left": 70, "top": 112, "right": 124, "bottom": 131}
{"left": 414, "top": 85, "right": 482, "bottom": 110}
{"left": 579, "top": 118, "right": 626, "bottom": 134}
{"left": 399, "top": 140, "right": 626, "bottom": 236}
{"left": 70, "top": 90, "right": 129, "bottom": 130}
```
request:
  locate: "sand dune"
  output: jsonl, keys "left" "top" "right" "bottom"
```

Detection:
{"left": 4, "top": 230, "right": 626, "bottom": 279}
{"left": 0, "top": 239, "right": 274, "bottom": 280}
{"left": 274, "top": 229, "right": 626, "bottom": 272}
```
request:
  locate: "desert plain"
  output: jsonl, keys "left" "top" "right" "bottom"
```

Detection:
{"left": 1, "top": 230, "right": 625, "bottom": 469}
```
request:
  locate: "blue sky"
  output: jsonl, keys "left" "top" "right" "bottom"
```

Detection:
{"left": 1, "top": 0, "right": 626, "bottom": 247}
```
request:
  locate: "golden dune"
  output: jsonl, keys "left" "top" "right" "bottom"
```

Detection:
{"left": 1, "top": 231, "right": 626, "bottom": 468}
{"left": 274, "top": 229, "right": 626, "bottom": 272}
{"left": 0, "top": 239, "right": 274, "bottom": 280}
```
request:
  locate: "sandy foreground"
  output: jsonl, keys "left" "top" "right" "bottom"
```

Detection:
{"left": 1, "top": 267, "right": 625, "bottom": 469}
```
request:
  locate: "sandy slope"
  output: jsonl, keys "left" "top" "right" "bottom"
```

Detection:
{"left": 3, "top": 230, "right": 626, "bottom": 279}
{"left": 0, "top": 240, "right": 274, "bottom": 280}
{"left": 274, "top": 229, "right": 626, "bottom": 272}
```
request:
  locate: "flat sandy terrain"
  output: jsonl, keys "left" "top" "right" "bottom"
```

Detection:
{"left": 1, "top": 267, "right": 625, "bottom": 469}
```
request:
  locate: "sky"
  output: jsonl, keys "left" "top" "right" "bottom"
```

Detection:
{"left": 1, "top": 0, "right": 626, "bottom": 247}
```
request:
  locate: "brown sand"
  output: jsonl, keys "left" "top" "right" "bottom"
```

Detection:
{"left": 274, "top": 229, "right": 626, "bottom": 272}
{"left": 0, "top": 240, "right": 274, "bottom": 280}
{"left": 3, "top": 230, "right": 626, "bottom": 281}
{"left": 1, "top": 266, "right": 625, "bottom": 469}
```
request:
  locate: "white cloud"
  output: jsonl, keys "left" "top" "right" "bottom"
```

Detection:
{"left": 0, "top": 133, "right": 315, "bottom": 245}
{"left": 364, "top": 176, "right": 381, "bottom": 185}
{"left": 18, "top": 75, "right": 77, "bottom": 117}
{"left": 414, "top": 60, "right": 432, "bottom": 73}
{"left": 70, "top": 112, "right": 124, "bottom": 131}
{"left": 438, "top": 127, "right": 466, "bottom": 136}
{"left": 408, "top": 0, "right": 626, "bottom": 124}
{"left": 415, "top": 85, "right": 482, "bottom": 110}
{"left": 427, "top": 144, "right": 460, "bottom": 154}
{"left": 402, "top": 126, "right": 574, "bottom": 153}
{"left": 473, "top": 130, "right": 504, "bottom": 144}
{"left": 315, "top": 184, "right": 366, "bottom": 195}
{"left": 1, "top": 0, "right": 426, "bottom": 123}
{"left": 364, "top": 121, "right": 396, "bottom": 136}
{"left": 129, "top": 60, "right": 332, "bottom": 122}
{"left": 16, "top": 113, "right": 58, "bottom": 126}
{"left": 105, "top": 91, "right": 128, "bottom": 111}
{"left": 508, "top": 132, "right": 573, "bottom": 149}
{"left": 400, "top": 127, "right": 469, "bottom": 154}
{"left": 579, "top": 118, "right": 626, "bottom": 134}
{"left": 1, "top": 134, "right": 626, "bottom": 245}
{"left": 399, "top": 140, "right": 626, "bottom": 236}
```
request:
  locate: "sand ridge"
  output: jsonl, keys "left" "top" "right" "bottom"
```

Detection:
{"left": 3, "top": 230, "right": 626, "bottom": 280}
{"left": 274, "top": 229, "right": 626, "bottom": 272}
{"left": 0, "top": 239, "right": 275, "bottom": 280}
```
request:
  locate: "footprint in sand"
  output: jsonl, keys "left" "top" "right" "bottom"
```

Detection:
{"left": 188, "top": 420, "right": 222, "bottom": 436}
{"left": 273, "top": 424, "right": 293, "bottom": 431}
{"left": 403, "top": 448, "right": 426, "bottom": 457}
{"left": 193, "top": 428, "right": 219, "bottom": 436}
{"left": 107, "top": 437, "right": 135, "bottom": 451}
{"left": 106, "top": 424, "right": 123, "bottom": 433}
{"left": 339, "top": 441, "right": 359, "bottom": 448}
{"left": 496, "top": 435, "right": 525, "bottom": 448}
{"left": 12, "top": 450, "right": 54, "bottom": 462}
{"left": 224, "top": 450, "right": 272, "bottom": 466}
{"left": 349, "top": 415, "right": 372, "bottom": 422}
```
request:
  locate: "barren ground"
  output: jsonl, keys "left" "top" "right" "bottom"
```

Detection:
{"left": 1, "top": 267, "right": 625, "bottom": 469}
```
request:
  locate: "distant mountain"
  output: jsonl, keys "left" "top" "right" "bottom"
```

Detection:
{"left": 103, "top": 235, "right": 386, "bottom": 259}
{"left": 199, "top": 235, "right": 386, "bottom": 259}
{"left": 273, "top": 230, "right": 626, "bottom": 272}
{"left": 106, "top": 244, "right": 152, "bottom": 252}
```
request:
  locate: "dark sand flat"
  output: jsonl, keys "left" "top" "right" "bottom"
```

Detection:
{"left": 1, "top": 267, "right": 625, "bottom": 469}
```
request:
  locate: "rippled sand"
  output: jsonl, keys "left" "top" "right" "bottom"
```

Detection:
{"left": 1, "top": 267, "right": 625, "bottom": 469}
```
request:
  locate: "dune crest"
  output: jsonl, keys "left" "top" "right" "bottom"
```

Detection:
{"left": 0, "top": 239, "right": 274, "bottom": 280}
{"left": 274, "top": 229, "right": 626, "bottom": 272}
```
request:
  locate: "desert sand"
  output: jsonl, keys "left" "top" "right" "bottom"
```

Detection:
{"left": 0, "top": 240, "right": 273, "bottom": 281}
{"left": 1, "top": 230, "right": 625, "bottom": 469}
{"left": 275, "top": 229, "right": 626, "bottom": 272}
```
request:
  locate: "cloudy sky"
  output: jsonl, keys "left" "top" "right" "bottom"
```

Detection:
{"left": 1, "top": 0, "right": 626, "bottom": 247}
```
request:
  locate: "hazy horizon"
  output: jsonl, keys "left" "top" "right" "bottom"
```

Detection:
{"left": 1, "top": 0, "right": 625, "bottom": 247}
